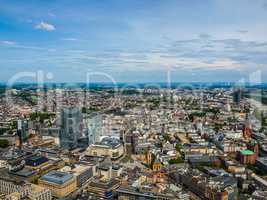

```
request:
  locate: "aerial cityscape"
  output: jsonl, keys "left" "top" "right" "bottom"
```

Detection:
{"left": 1, "top": 1, "right": 267, "bottom": 200}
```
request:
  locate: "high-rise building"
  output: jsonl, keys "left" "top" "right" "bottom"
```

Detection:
{"left": 17, "top": 119, "right": 27, "bottom": 147}
{"left": 233, "top": 89, "right": 242, "bottom": 105}
{"left": 87, "top": 113, "right": 102, "bottom": 145}
{"left": 59, "top": 107, "right": 83, "bottom": 150}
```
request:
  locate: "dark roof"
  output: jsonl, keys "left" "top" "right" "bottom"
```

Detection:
{"left": 9, "top": 168, "right": 35, "bottom": 177}
{"left": 188, "top": 155, "right": 219, "bottom": 164}
{"left": 0, "top": 168, "right": 28, "bottom": 185}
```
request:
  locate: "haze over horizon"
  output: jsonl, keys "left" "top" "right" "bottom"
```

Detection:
{"left": 1, "top": 0, "right": 267, "bottom": 83}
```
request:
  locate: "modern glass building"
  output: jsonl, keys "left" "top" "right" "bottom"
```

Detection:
{"left": 59, "top": 107, "right": 83, "bottom": 150}
{"left": 87, "top": 113, "right": 102, "bottom": 145}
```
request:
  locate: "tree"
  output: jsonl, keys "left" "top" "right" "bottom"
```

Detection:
{"left": 175, "top": 143, "right": 182, "bottom": 152}
{"left": 168, "top": 157, "right": 184, "bottom": 164}
{"left": 30, "top": 112, "right": 55, "bottom": 123}
{"left": 81, "top": 107, "right": 87, "bottom": 113}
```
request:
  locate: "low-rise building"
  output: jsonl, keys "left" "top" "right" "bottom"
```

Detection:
{"left": 169, "top": 168, "right": 238, "bottom": 200}
{"left": 0, "top": 169, "right": 31, "bottom": 199}
{"left": 38, "top": 171, "right": 76, "bottom": 198}
{"left": 86, "top": 137, "right": 124, "bottom": 160}
{"left": 237, "top": 149, "right": 257, "bottom": 165}
{"left": 25, "top": 155, "right": 49, "bottom": 170}
{"left": 256, "top": 157, "right": 267, "bottom": 173}
{"left": 117, "top": 186, "right": 181, "bottom": 200}
{"left": 29, "top": 184, "right": 52, "bottom": 200}
{"left": 87, "top": 178, "right": 120, "bottom": 199}
{"left": 72, "top": 165, "right": 93, "bottom": 187}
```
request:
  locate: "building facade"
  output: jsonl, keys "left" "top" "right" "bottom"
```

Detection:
{"left": 0, "top": 177, "right": 31, "bottom": 199}
{"left": 60, "top": 107, "right": 83, "bottom": 150}
{"left": 38, "top": 171, "right": 76, "bottom": 198}
{"left": 86, "top": 137, "right": 124, "bottom": 160}
{"left": 29, "top": 184, "right": 52, "bottom": 200}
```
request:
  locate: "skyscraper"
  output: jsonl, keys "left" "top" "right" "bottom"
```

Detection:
{"left": 86, "top": 113, "right": 102, "bottom": 145}
{"left": 233, "top": 89, "right": 242, "bottom": 105}
{"left": 60, "top": 107, "right": 83, "bottom": 150}
{"left": 17, "top": 119, "right": 27, "bottom": 147}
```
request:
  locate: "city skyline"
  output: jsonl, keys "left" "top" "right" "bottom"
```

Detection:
{"left": 2, "top": 2, "right": 267, "bottom": 199}
{"left": 1, "top": 0, "right": 267, "bottom": 82}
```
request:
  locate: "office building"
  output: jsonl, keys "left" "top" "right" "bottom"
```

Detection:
{"left": 87, "top": 113, "right": 102, "bottom": 145}
{"left": 87, "top": 178, "right": 120, "bottom": 199}
{"left": 17, "top": 119, "right": 28, "bottom": 147}
{"left": 25, "top": 155, "right": 49, "bottom": 170}
{"left": 72, "top": 165, "right": 93, "bottom": 187}
{"left": 233, "top": 89, "right": 242, "bottom": 105}
{"left": 38, "top": 171, "right": 76, "bottom": 198}
{"left": 86, "top": 136, "right": 124, "bottom": 160}
{"left": 60, "top": 107, "right": 83, "bottom": 150}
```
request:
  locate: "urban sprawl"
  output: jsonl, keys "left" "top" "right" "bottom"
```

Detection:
{"left": 0, "top": 86, "right": 267, "bottom": 200}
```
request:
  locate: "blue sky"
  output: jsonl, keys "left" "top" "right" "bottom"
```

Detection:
{"left": 1, "top": 0, "right": 267, "bottom": 83}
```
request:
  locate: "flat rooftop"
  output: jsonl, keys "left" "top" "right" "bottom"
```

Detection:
{"left": 88, "top": 178, "right": 120, "bottom": 189}
{"left": 10, "top": 168, "right": 35, "bottom": 177}
{"left": 40, "top": 170, "right": 73, "bottom": 185}
{"left": 25, "top": 155, "right": 49, "bottom": 167}
{"left": 0, "top": 168, "right": 27, "bottom": 185}
{"left": 28, "top": 155, "right": 42, "bottom": 161}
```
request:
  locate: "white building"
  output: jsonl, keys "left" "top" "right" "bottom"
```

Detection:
{"left": 86, "top": 136, "right": 124, "bottom": 160}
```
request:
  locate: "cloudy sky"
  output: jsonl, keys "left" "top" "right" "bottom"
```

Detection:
{"left": 1, "top": 0, "right": 267, "bottom": 83}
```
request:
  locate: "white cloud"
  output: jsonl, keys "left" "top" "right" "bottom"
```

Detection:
{"left": 1, "top": 40, "right": 55, "bottom": 52}
{"left": 144, "top": 54, "right": 241, "bottom": 71}
{"left": 35, "top": 22, "right": 55, "bottom": 31}
{"left": 61, "top": 38, "right": 78, "bottom": 41}
{"left": 1, "top": 40, "right": 16, "bottom": 45}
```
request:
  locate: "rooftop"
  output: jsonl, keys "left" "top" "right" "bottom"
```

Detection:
{"left": 40, "top": 170, "right": 73, "bottom": 185}
{"left": 0, "top": 168, "right": 27, "bottom": 185}
{"left": 117, "top": 186, "right": 178, "bottom": 199}
{"left": 9, "top": 168, "right": 35, "bottom": 177}
{"left": 72, "top": 165, "right": 91, "bottom": 174}
{"left": 240, "top": 149, "right": 254, "bottom": 155}
{"left": 88, "top": 178, "right": 120, "bottom": 190}
{"left": 95, "top": 137, "right": 122, "bottom": 149}
{"left": 25, "top": 155, "right": 49, "bottom": 167}
{"left": 256, "top": 157, "right": 267, "bottom": 164}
